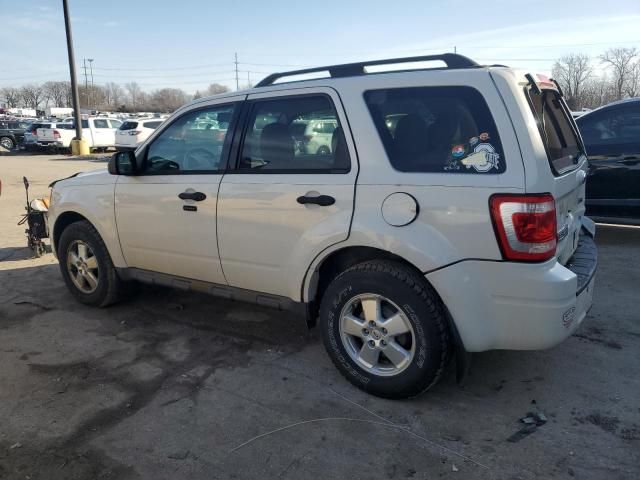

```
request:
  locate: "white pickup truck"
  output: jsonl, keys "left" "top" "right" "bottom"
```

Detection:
{"left": 38, "top": 117, "right": 123, "bottom": 152}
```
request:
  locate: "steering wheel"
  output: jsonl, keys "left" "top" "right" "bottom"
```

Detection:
{"left": 147, "top": 157, "right": 180, "bottom": 171}
{"left": 184, "top": 148, "right": 218, "bottom": 170}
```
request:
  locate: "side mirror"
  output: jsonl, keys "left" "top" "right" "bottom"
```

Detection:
{"left": 108, "top": 150, "right": 137, "bottom": 175}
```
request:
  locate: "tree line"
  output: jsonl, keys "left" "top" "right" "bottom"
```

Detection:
{"left": 552, "top": 47, "right": 640, "bottom": 110}
{"left": 2, "top": 48, "right": 639, "bottom": 113}
{"left": 0, "top": 82, "right": 231, "bottom": 113}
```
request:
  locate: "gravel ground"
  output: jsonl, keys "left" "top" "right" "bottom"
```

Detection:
{"left": 0, "top": 152, "right": 639, "bottom": 480}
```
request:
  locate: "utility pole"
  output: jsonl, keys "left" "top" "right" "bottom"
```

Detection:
{"left": 247, "top": 71, "right": 251, "bottom": 88}
{"left": 88, "top": 58, "right": 94, "bottom": 111}
{"left": 82, "top": 58, "right": 88, "bottom": 110}
{"left": 234, "top": 52, "right": 239, "bottom": 91}
{"left": 454, "top": 46, "right": 457, "bottom": 54}
{"left": 62, "top": 0, "right": 82, "bottom": 141}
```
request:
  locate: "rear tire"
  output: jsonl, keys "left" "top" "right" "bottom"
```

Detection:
{"left": 58, "top": 220, "right": 125, "bottom": 307}
{"left": 320, "top": 260, "right": 450, "bottom": 399}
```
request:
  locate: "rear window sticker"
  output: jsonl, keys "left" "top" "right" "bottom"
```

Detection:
{"left": 461, "top": 143, "right": 500, "bottom": 172}
{"left": 469, "top": 136, "right": 479, "bottom": 146}
{"left": 451, "top": 144, "right": 466, "bottom": 158}
{"left": 479, "top": 132, "right": 490, "bottom": 142}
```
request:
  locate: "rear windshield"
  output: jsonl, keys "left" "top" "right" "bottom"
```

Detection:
{"left": 364, "top": 86, "right": 505, "bottom": 173}
{"left": 527, "top": 88, "right": 584, "bottom": 175}
{"left": 120, "top": 121, "right": 138, "bottom": 130}
{"left": 142, "top": 121, "right": 162, "bottom": 129}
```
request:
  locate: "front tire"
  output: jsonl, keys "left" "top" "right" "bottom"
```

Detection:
{"left": 0, "top": 136, "right": 14, "bottom": 150}
{"left": 320, "top": 260, "right": 450, "bottom": 399}
{"left": 58, "top": 220, "right": 124, "bottom": 307}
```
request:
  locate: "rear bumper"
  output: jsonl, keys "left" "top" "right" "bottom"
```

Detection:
{"left": 427, "top": 226, "right": 597, "bottom": 352}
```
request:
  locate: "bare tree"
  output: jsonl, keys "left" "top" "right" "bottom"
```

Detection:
{"left": 206, "top": 83, "right": 230, "bottom": 96}
{"left": 148, "top": 88, "right": 189, "bottom": 112}
{"left": 600, "top": 47, "right": 638, "bottom": 100}
{"left": 20, "top": 84, "right": 45, "bottom": 109}
{"left": 125, "top": 82, "right": 142, "bottom": 110}
{"left": 552, "top": 53, "right": 592, "bottom": 109}
{"left": 43, "top": 81, "right": 71, "bottom": 107}
{"left": 625, "top": 61, "right": 640, "bottom": 98}
{"left": 193, "top": 90, "right": 203, "bottom": 100}
{"left": 1, "top": 87, "right": 22, "bottom": 107}
{"left": 105, "top": 82, "right": 124, "bottom": 110}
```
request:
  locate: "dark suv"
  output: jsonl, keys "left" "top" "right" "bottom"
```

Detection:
{"left": 576, "top": 97, "right": 640, "bottom": 222}
{"left": 0, "top": 120, "right": 31, "bottom": 150}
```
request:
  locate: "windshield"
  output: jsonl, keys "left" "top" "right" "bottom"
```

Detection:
{"left": 527, "top": 87, "right": 584, "bottom": 175}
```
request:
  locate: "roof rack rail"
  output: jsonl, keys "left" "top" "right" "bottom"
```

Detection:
{"left": 255, "top": 53, "right": 479, "bottom": 87}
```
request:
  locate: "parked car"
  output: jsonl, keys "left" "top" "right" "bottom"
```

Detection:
{"left": 0, "top": 120, "right": 31, "bottom": 150}
{"left": 292, "top": 118, "right": 338, "bottom": 154}
{"left": 115, "top": 118, "right": 165, "bottom": 151}
{"left": 575, "top": 97, "right": 640, "bottom": 221}
{"left": 21, "top": 121, "right": 62, "bottom": 151}
{"left": 38, "top": 117, "right": 122, "bottom": 152}
{"left": 48, "top": 54, "right": 597, "bottom": 399}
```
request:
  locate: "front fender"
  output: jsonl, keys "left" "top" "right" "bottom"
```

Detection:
{"left": 49, "top": 183, "right": 126, "bottom": 267}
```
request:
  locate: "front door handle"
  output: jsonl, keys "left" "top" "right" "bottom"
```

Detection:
{"left": 178, "top": 191, "right": 206, "bottom": 201}
{"left": 297, "top": 194, "right": 335, "bottom": 206}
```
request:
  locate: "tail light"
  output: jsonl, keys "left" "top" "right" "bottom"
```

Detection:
{"left": 128, "top": 130, "right": 141, "bottom": 136}
{"left": 53, "top": 130, "right": 61, "bottom": 139}
{"left": 489, "top": 193, "right": 557, "bottom": 262}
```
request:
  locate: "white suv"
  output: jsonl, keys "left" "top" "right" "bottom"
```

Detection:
{"left": 47, "top": 54, "right": 597, "bottom": 399}
{"left": 115, "top": 118, "right": 165, "bottom": 151}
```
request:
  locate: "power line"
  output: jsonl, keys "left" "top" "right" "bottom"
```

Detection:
{"left": 85, "top": 62, "right": 233, "bottom": 71}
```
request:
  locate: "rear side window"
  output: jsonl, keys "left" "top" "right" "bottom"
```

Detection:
{"left": 120, "top": 121, "right": 138, "bottom": 130}
{"left": 364, "top": 86, "right": 505, "bottom": 173}
{"left": 527, "top": 88, "right": 583, "bottom": 175}
{"left": 94, "top": 119, "right": 109, "bottom": 129}
{"left": 143, "top": 121, "right": 163, "bottom": 129}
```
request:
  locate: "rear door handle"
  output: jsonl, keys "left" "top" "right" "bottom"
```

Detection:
{"left": 178, "top": 191, "right": 206, "bottom": 201}
{"left": 297, "top": 194, "right": 335, "bottom": 206}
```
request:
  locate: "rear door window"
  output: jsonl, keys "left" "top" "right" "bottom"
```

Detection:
{"left": 364, "top": 86, "right": 505, "bottom": 173}
{"left": 237, "top": 95, "right": 350, "bottom": 172}
{"left": 93, "top": 119, "right": 110, "bottom": 129}
{"left": 120, "top": 121, "right": 138, "bottom": 130}
{"left": 527, "top": 88, "right": 584, "bottom": 175}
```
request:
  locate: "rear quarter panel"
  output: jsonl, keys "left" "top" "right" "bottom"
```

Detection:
{"left": 303, "top": 69, "right": 526, "bottom": 300}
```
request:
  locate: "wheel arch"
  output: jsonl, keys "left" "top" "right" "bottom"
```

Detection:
{"left": 304, "top": 246, "right": 429, "bottom": 324}
{"left": 51, "top": 206, "right": 126, "bottom": 268}
{"left": 53, "top": 211, "right": 89, "bottom": 255}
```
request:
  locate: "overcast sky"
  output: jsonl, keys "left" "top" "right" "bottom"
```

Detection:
{"left": 1, "top": 0, "right": 639, "bottom": 93}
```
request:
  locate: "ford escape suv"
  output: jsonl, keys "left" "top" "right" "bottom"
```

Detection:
{"left": 47, "top": 54, "right": 597, "bottom": 399}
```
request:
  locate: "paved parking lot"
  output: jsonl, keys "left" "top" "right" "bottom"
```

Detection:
{"left": 0, "top": 152, "right": 639, "bottom": 480}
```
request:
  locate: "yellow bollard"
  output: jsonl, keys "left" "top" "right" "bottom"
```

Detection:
{"left": 70, "top": 139, "right": 90, "bottom": 156}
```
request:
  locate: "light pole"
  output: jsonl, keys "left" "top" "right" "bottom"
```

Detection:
{"left": 88, "top": 58, "right": 94, "bottom": 111}
{"left": 62, "top": 0, "right": 82, "bottom": 142}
